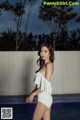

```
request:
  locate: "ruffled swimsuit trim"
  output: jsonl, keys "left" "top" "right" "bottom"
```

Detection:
{"left": 34, "top": 72, "right": 52, "bottom": 94}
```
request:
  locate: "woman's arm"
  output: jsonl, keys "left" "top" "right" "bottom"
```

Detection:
{"left": 29, "top": 85, "right": 37, "bottom": 95}
{"left": 45, "top": 62, "right": 54, "bottom": 81}
{"left": 26, "top": 87, "right": 43, "bottom": 103}
{"left": 31, "top": 88, "right": 43, "bottom": 97}
{"left": 26, "top": 63, "right": 54, "bottom": 103}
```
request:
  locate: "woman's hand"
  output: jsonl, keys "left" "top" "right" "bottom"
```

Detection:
{"left": 26, "top": 94, "right": 34, "bottom": 103}
{"left": 26, "top": 96, "right": 29, "bottom": 103}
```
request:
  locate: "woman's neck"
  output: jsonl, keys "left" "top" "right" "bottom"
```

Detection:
{"left": 44, "top": 59, "right": 51, "bottom": 65}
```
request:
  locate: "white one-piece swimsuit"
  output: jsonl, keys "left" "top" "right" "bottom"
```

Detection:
{"left": 34, "top": 71, "right": 53, "bottom": 108}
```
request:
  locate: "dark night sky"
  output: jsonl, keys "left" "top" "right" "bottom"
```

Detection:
{"left": 0, "top": 0, "right": 80, "bottom": 35}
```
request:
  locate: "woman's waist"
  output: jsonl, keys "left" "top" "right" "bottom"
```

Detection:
{"left": 38, "top": 91, "right": 52, "bottom": 97}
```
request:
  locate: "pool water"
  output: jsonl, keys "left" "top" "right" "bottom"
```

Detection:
{"left": 0, "top": 95, "right": 80, "bottom": 120}
{"left": 51, "top": 102, "right": 80, "bottom": 120}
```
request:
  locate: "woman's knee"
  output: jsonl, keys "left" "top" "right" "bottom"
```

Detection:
{"left": 33, "top": 112, "right": 43, "bottom": 120}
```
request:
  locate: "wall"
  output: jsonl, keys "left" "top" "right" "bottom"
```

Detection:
{"left": 0, "top": 51, "right": 80, "bottom": 96}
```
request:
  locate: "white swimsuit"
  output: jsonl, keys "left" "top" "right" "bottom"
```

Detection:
{"left": 34, "top": 71, "right": 53, "bottom": 108}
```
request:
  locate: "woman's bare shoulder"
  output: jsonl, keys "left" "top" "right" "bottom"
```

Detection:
{"left": 45, "top": 62, "right": 54, "bottom": 80}
{"left": 47, "top": 62, "right": 54, "bottom": 66}
{"left": 46, "top": 62, "right": 54, "bottom": 71}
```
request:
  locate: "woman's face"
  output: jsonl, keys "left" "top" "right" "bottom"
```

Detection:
{"left": 40, "top": 46, "right": 50, "bottom": 61}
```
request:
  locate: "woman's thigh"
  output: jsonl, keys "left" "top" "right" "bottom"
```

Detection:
{"left": 42, "top": 107, "right": 51, "bottom": 120}
{"left": 32, "top": 101, "right": 48, "bottom": 120}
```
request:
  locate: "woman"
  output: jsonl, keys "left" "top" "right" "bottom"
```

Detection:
{"left": 26, "top": 42, "right": 54, "bottom": 120}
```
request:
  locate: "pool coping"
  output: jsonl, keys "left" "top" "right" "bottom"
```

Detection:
{"left": 0, "top": 94, "right": 80, "bottom": 104}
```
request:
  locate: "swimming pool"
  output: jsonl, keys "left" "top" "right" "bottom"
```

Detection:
{"left": 0, "top": 95, "right": 80, "bottom": 120}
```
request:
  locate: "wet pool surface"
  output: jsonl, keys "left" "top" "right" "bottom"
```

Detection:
{"left": 0, "top": 95, "right": 80, "bottom": 120}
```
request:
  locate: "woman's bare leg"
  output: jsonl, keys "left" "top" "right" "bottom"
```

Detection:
{"left": 42, "top": 107, "right": 51, "bottom": 120}
{"left": 32, "top": 102, "right": 48, "bottom": 120}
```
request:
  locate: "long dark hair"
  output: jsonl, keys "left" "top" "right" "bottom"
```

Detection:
{"left": 36, "top": 42, "right": 54, "bottom": 73}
